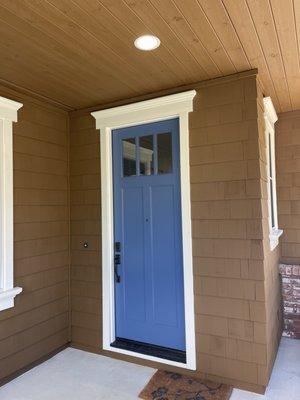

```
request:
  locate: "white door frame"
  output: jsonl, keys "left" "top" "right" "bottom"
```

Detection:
{"left": 91, "top": 90, "right": 196, "bottom": 370}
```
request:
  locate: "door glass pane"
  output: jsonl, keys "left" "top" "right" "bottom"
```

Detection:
{"left": 139, "top": 135, "right": 154, "bottom": 175}
{"left": 123, "top": 138, "right": 136, "bottom": 177}
{"left": 157, "top": 132, "right": 172, "bottom": 174}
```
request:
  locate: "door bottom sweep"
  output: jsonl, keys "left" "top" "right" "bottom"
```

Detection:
{"left": 110, "top": 337, "right": 186, "bottom": 363}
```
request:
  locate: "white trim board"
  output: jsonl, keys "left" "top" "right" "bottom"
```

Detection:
{"left": 263, "top": 96, "right": 283, "bottom": 251}
{"left": 0, "top": 96, "right": 23, "bottom": 311}
{"left": 92, "top": 90, "right": 197, "bottom": 370}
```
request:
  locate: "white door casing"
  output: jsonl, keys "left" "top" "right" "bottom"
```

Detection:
{"left": 91, "top": 90, "right": 196, "bottom": 370}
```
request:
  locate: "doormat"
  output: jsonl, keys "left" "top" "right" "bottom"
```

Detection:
{"left": 139, "top": 370, "right": 232, "bottom": 400}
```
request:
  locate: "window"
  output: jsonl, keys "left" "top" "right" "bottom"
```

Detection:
{"left": 0, "top": 96, "right": 23, "bottom": 311}
{"left": 263, "top": 97, "right": 283, "bottom": 251}
{"left": 122, "top": 133, "right": 173, "bottom": 177}
{"left": 157, "top": 132, "right": 172, "bottom": 174}
{"left": 122, "top": 138, "right": 137, "bottom": 177}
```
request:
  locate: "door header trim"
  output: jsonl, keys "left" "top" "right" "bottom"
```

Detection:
{"left": 91, "top": 90, "right": 197, "bottom": 370}
{"left": 91, "top": 90, "right": 196, "bottom": 130}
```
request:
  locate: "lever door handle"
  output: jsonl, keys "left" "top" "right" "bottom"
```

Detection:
{"left": 114, "top": 254, "right": 121, "bottom": 283}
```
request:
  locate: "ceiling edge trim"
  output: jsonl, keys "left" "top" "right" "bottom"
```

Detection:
{"left": 71, "top": 68, "right": 258, "bottom": 118}
{"left": 0, "top": 77, "right": 74, "bottom": 112}
{"left": 277, "top": 109, "right": 300, "bottom": 119}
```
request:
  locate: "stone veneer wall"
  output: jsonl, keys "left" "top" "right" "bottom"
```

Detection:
{"left": 69, "top": 71, "right": 281, "bottom": 393}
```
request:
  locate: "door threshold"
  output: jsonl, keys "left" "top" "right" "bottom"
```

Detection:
{"left": 110, "top": 337, "right": 186, "bottom": 364}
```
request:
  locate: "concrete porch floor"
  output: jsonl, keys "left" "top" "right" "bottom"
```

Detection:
{"left": 0, "top": 338, "right": 299, "bottom": 399}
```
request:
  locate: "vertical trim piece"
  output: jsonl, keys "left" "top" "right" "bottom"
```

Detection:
{"left": 100, "top": 126, "right": 116, "bottom": 348}
{"left": 263, "top": 96, "right": 283, "bottom": 250}
{"left": 92, "top": 91, "right": 196, "bottom": 370}
{"left": 178, "top": 112, "right": 196, "bottom": 368}
{"left": 0, "top": 95, "right": 23, "bottom": 311}
{"left": 67, "top": 115, "right": 72, "bottom": 342}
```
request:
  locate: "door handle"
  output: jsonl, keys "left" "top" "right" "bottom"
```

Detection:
{"left": 114, "top": 253, "right": 121, "bottom": 283}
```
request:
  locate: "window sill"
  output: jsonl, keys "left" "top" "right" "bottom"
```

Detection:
{"left": 269, "top": 228, "right": 283, "bottom": 251}
{"left": 0, "top": 287, "right": 22, "bottom": 311}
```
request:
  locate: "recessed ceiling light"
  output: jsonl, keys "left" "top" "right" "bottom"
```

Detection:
{"left": 134, "top": 35, "right": 161, "bottom": 51}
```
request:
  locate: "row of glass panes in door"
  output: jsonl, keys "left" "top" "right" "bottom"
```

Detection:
{"left": 122, "top": 132, "right": 172, "bottom": 177}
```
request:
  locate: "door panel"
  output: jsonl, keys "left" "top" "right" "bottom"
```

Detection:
{"left": 112, "top": 118, "right": 185, "bottom": 351}
{"left": 151, "top": 184, "right": 178, "bottom": 327}
{"left": 122, "top": 186, "right": 146, "bottom": 322}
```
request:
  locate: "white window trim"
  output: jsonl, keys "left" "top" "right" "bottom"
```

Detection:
{"left": 91, "top": 90, "right": 196, "bottom": 370}
{"left": 0, "top": 96, "right": 23, "bottom": 311}
{"left": 263, "top": 96, "right": 283, "bottom": 251}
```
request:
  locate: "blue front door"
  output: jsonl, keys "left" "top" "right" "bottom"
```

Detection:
{"left": 112, "top": 118, "right": 185, "bottom": 351}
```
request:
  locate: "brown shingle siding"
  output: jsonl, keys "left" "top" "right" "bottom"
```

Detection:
{"left": 257, "top": 86, "right": 282, "bottom": 379}
{"left": 68, "top": 73, "right": 278, "bottom": 393}
{"left": 69, "top": 114, "right": 102, "bottom": 351}
{"left": 0, "top": 85, "right": 69, "bottom": 382}
{"left": 277, "top": 111, "right": 300, "bottom": 263}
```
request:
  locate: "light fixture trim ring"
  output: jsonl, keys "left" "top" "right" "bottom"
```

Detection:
{"left": 134, "top": 35, "right": 161, "bottom": 51}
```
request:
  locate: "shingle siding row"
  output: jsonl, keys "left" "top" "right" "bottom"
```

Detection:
{"left": 0, "top": 71, "right": 282, "bottom": 394}
{"left": 69, "top": 72, "right": 281, "bottom": 393}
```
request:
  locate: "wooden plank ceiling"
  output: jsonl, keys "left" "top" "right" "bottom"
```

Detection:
{"left": 0, "top": 0, "right": 299, "bottom": 112}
